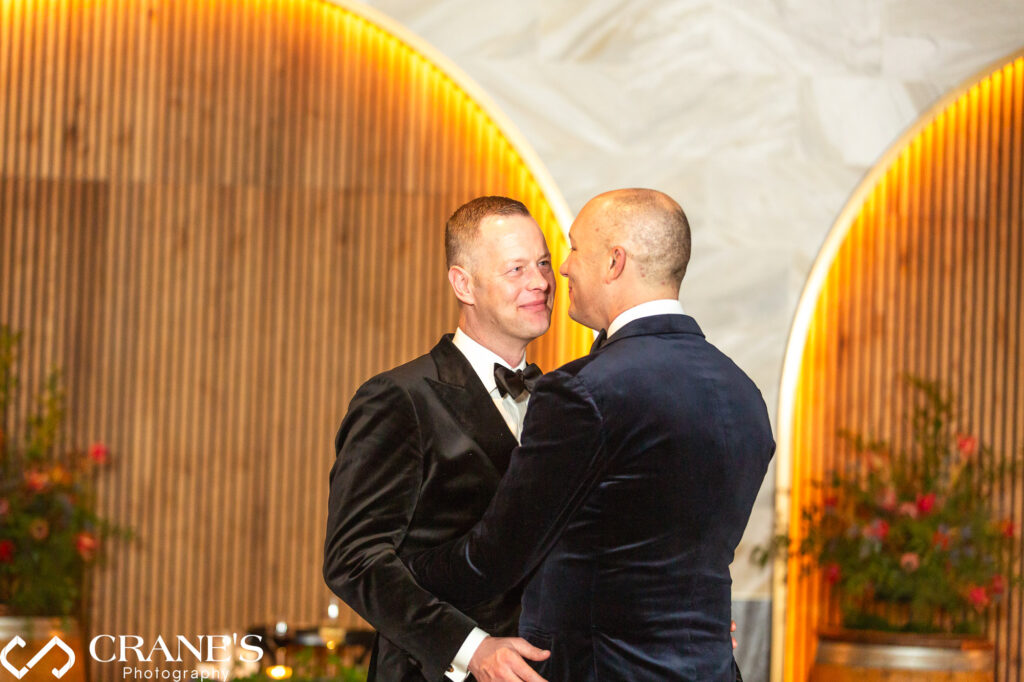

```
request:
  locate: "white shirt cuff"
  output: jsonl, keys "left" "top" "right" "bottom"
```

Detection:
{"left": 445, "top": 627, "right": 490, "bottom": 682}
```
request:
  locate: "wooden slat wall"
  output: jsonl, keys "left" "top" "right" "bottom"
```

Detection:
{"left": 0, "top": 0, "right": 590, "bottom": 675}
{"left": 784, "top": 57, "right": 1024, "bottom": 681}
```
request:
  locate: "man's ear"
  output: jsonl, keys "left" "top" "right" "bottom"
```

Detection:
{"left": 605, "top": 245, "right": 627, "bottom": 283}
{"left": 448, "top": 265, "right": 475, "bottom": 305}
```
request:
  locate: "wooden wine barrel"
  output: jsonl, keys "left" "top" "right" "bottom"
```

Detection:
{"left": 809, "top": 628, "right": 994, "bottom": 682}
{"left": 0, "top": 617, "right": 86, "bottom": 682}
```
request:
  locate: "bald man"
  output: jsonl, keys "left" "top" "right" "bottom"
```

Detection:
{"left": 409, "top": 189, "right": 774, "bottom": 681}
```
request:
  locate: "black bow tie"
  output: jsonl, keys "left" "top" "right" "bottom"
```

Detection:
{"left": 590, "top": 328, "right": 608, "bottom": 354}
{"left": 494, "top": 363, "right": 542, "bottom": 399}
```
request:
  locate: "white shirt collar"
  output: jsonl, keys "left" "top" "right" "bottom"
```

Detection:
{"left": 452, "top": 328, "right": 526, "bottom": 394}
{"left": 606, "top": 299, "right": 686, "bottom": 339}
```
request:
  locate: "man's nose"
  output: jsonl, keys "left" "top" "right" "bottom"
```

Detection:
{"left": 559, "top": 258, "right": 568, "bottom": 277}
{"left": 528, "top": 264, "right": 551, "bottom": 291}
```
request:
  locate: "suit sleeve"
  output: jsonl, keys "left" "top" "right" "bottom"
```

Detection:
{"left": 323, "top": 376, "right": 476, "bottom": 681}
{"left": 408, "top": 370, "right": 605, "bottom": 608}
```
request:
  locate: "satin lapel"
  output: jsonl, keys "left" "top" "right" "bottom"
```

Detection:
{"left": 426, "top": 335, "right": 518, "bottom": 474}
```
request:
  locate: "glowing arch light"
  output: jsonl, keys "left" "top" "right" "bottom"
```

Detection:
{"left": 773, "top": 50, "right": 1024, "bottom": 682}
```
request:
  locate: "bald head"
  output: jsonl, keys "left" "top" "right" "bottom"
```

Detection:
{"left": 561, "top": 188, "right": 692, "bottom": 330}
{"left": 585, "top": 189, "right": 691, "bottom": 287}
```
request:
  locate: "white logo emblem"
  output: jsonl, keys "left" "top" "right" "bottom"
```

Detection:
{"left": 1, "top": 636, "right": 76, "bottom": 679}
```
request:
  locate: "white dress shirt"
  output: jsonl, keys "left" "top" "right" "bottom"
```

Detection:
{"left": 452, "top": 328, "right": 531, "bottom": 441}
{"left": 443, "top": 328, "right": 532, "bottom": 680}
{"left": 606, "top": 298, "right": 686, "bottom": 339}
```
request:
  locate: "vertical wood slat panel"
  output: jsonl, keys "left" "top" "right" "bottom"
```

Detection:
{"left": 0, "top": 1, "right": 589, "bottom": 677}
{"left": 785, "top": 57, "right": 1024, "bottom": 682}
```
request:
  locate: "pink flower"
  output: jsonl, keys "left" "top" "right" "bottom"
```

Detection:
{"left": 900, "top": 552, "right": 920, "bottom": 572}
{"left": 75, "top": 532, "right": 99, "bottom": 562}
{"left": 898, "top": 502, "right": 919, "bottom": 519}
{"left": 28, "top": 518, "right": 49, "bottom": 541}
{"left": 916, "top": 492, "right": 936, "bottom": 516}
{"left": 0, "top": 499, "right": 9, "bottom": 517}
{"left": 990, "top": 574, "right": 1006, "bottom": 595}
{"left": 24, "top": 470, "right": 49, "bottom": 493}
{"left": 88, "top": 442, "right": 109, "bottom": 465}
{"left": 967, "top": 586, "right": 990, "bottom": 611}
{"left": 956, "top": 434, "right": 978, "bottom": 458}
{"left": 878, "top": 487, "right": 898, "bottom": 511}
{"left": 0, "top": 539, "right": 14, "bottom": 563}
{"left": 824, "top": 563, "right": 841, "bottom": 585}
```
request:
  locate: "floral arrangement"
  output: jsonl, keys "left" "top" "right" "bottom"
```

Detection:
{"left": 757, "top": 376, "right": 1022, "bottom": 634}
{"left": 0, "top": 325, "right": 129, "bottom": 616}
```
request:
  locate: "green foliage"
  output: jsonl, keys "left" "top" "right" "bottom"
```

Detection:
{"left": 756, "top": 376, "right": 1022, "bottom": 634}
{"left": 0, "top": 325, "right": 131, "bottom": 616}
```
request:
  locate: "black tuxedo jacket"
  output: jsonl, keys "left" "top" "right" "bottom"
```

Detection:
{"left": 410, "top": 315, "right": 775, "bottom": 681}
{"left": 323, "top": 335, "right": 522, "bottom": 681}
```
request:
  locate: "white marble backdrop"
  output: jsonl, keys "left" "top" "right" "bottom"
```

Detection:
{"left": 356, "top": 0, "right": 1023, "bottom": 677}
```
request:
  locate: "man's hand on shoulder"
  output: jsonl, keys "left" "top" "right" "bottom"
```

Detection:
{"left": 468, "top": 636, "right": 550, "bottom": 682}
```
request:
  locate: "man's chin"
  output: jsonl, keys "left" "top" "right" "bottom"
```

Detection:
{"left": 518, "top": 318, "right": 551, "bottom": 341}
{"left": 566, "top": 308, "right": 597, "bottom": 331}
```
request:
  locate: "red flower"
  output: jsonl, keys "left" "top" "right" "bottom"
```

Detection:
{"left": 956, "top": 434, "right": 978, "bottom": 458}
{"left": 990, "top": 574, "right": 1006, "bottom": 595}
{"left": 88, "top": 442, "right": 110, "bottom": 465}
{"left": 75, "top": 532, "right": 99, "bottom": 562}
{"left": 24, "top": 470, "right": 49, "bottom": 493}
{"left": 0, "top": 539, "right": 14, "bottom": 563}
{"left": 866, "top": 519, "right": 890, "bottom": 541}
{"left": 932, "top": 529, "right": 951, "bottom": 550}
{"left": 0, "top": 499, "right": 9, "bottom": 517}
{"left": 916, "top": 492, "right": 936, "bottom": 515}
{"left": 824, "top": 563, "right": 841, "bottom": 584}
{"left": 823, "top": 494, "right": 839, "bottom": 510}
{"left": 999, "top": 519, "right": 1016, "bottom": 539}
{"left": 967, "top": 586, "right": 990, "bottom": 611}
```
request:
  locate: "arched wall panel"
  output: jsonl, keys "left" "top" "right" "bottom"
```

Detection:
{"left": 775, "top": 53, "right": 1024, "bottom": 682}
{"left": 0, "top": 0, "right": 590, "bottom": 671}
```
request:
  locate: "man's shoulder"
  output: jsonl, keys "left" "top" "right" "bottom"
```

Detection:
{"left": 551, "top": 326, "right": 712, "bottom": 389}
{"left": 347, "top": 342, "right": 444, "bottom": 400}
{"left": 373, "top": 350, "right": 438, "bottom": 388}
{"left": 545, "top": 351, "right": 600, "bottom": 381}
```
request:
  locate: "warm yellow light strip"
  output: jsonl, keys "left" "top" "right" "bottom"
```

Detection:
{"left": 319, "top": 0, "right": 573, "bottom": 235}
{"left": 316, "top": 0, "right": 591, "bottom": 366}
{"left": 771, "top": 49, "right": 1024, "bottom": 682}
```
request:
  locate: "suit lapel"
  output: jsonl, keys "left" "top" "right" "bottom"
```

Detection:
{"left": 427, "top": 335, "right": 519, "bottom": 474}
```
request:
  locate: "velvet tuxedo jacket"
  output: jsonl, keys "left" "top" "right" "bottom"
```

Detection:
{"left": 323, "top": 335, "right": 522, "bottom": 681}
{"left": 410, "top": 315, "right": 775, "bottom": 681}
